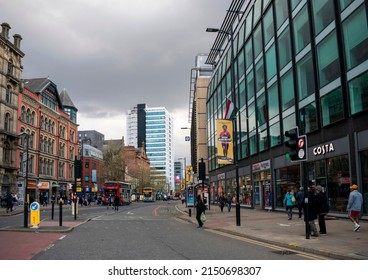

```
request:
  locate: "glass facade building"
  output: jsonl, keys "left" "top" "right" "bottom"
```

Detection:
{"left": 206, "top": 0, "right": 368, "bottom": 215}
{"left": 145, "top": 107, "right": 174, "bottom": 192}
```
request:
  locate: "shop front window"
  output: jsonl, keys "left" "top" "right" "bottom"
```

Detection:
{"left": 240, "top": 175, "right": 252, "bottom": 206}
{"left": 275, "top": 165, "right": 300, "bottom": 208}
{"left": 327, "top": 155, "right": 350, "bottom": 212}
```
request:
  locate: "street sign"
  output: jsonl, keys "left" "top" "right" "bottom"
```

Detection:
{"left": 30, "top": 202, "right": 40, "bottom": 228}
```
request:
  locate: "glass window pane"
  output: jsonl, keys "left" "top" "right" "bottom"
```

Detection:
{"left": 245, "top": 39, "right": 253, "bottom": 70}
{"left": 239, "top": 80, "right": 246, "bottom": 108}
{"left": 312, "top": 0, "right": 335, "bottom": 35}
{"left": 253, "top": 23, "right": 263, "bottom": 58}
{"left": 245, "top": 9, "right": 253, "bottom": 39}
{"left": 281, "top": 70, "right": 295, "bottom": 111}
{"left": 253, "top": 0, "right": 262, "bottom": 25}
{"left": 300, "top": 102, "right": 318, "bottom": 134}
{"left": 343, "top": 6, "right": 368, "bottom": 70}
{"left": 270, "top": 122, "right": 281, "bottom": 147}
{"left": 293, "top": 4, "right": 311, "bottom": 54}
{"left": 255, "top": 58, "right": 265, "bottom": 93}
{"left": 263, "top": 4, "right": 274, "bottom": 45}
{"left": 237, "top": 49, "right": 245, "bottom": 79}
{"left": 275, "top": 0, "right": 289, "bottom": 29}
{"left": 248, "top": 102, "right": 256, "bottom": 132}
{"left": 238, "top": 22, "right": 245, "bottom": 49}
{"left": 257, "top": 93, "right": 267, "bottom": 128}
{"left": 268, "top": 83, "right": 279, "bottom": 119}
{"left": 291, "top": 0, "right": 302, "bottom": 11}
{"left": 263, "top": 0, "right": 272, "bottom": 10}
{"left": 265, "top": 44, "right": 277, "bottom": 81}
{"left": 348, "top": 71, "right": 368, "bottom": 115}
{"left": 340, "top": 0, "right": 354, "bottom": 11}
{"left": 296, "top": 52, "right": 315, "bottom": 100}
{"left": 259, "top": 127, "right": 268, "bottom": 152}
{"left": 321, "top": 87, "right": 344, "bottom": 126}
{"left": 283, "top": 113, "right": 296, "bottom": 141}
{"left": 278, "top": 26, "right": 292, "bottom": 69}
{"left": 247, "top": 69, "right": 255, "bottom": 100}
{"left": 317, "top": 31, "right": 340, "bottom": 87}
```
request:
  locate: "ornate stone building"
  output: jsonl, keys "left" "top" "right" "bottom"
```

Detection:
{"left": 0, "top": 22, "right": 24, "bottom": 196}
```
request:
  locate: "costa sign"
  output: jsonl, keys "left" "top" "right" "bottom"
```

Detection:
{"left": 313, "top": 143, "right": 335, "bottom": 156}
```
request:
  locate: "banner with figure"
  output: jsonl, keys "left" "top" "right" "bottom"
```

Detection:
{"left": 216, "top": 119, "right": 234, "bottom": 164}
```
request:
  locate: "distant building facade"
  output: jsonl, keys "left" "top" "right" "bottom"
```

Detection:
{"left": 78, "top": 130, "right": 105, "bottom": 150}
{"left": 0, "top": 22, "right": 24, "bottom": 196}
{"left": 126, "top": 103, "right": 146, "bottom": 149}
{"left": 18, "top": 78, "right": 79, "bottom": 201}
{"left": 80, "top": 144, "right": 104, "bottom": 196}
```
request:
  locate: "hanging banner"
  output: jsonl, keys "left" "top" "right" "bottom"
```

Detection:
{"left": 216, "top": 119, "right": 234, "bottom": 165}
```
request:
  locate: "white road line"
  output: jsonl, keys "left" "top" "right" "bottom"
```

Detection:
{"left": 59, "top": 235, "right": 66, "bottom": 240}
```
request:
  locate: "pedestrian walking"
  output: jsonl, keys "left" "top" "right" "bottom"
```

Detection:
{"left": 6, "top": 193, "right": 13, "bottom": 213}
{"left": 226, "top": 193, "right": 232, "bottom": 212}
{"left": 296, "top": 187, "right": 305, "bottom": 218}
{"left": 346, "top": 184, "right": 363, "bottom": 232}
{"left": 305, "top": 185, "right": 319, "bottom": 237}
{"left": 219, "top": 193, "right": 225, "bottom": 212}
{"left": 316, "top": 185, "right": 329, "bottom": 235}
{"left": 283, "top": 188, "right": 294, "bottom": 220}
{"left": 114, "top": 195, "right": 120, "bottom": 211}
{"left": 195, "top": 195, "right": 206, "bottom": 228}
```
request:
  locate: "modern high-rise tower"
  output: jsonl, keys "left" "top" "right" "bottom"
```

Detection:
{"left": 127, "top": 105, "right": 174, "bottom": 193}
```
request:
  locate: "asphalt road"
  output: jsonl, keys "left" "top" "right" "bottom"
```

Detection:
{"left": 20, "top": 201, "right": 320, "bottom": 260}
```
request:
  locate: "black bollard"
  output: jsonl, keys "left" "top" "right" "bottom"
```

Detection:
{"left": 189, "top": 208, "right": 191, "bottom": 217}
{"left": 59, "top": 201, "right": 62, "bottom": 227}
{"left": 51, "top": 202, "right": 54, "bottom": 220}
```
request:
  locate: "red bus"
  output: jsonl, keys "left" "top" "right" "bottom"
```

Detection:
{"left": 103, "top": 181, "right": 132, "bottom": 205}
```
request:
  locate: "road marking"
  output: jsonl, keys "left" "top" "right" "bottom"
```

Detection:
{"left": 59, "top": 235, "right": 66, "bottom": 240}
{"left": 206, "top": 229, "right": 328, "bottom": 260}
{"left": 153, "top": 206, "right": 161, "bottom": 217}
{"left": 44, "top": 244, "right": 55, "bottom": 251}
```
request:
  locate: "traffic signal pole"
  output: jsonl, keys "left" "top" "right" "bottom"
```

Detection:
{"left": 285, "top": 126, "right": 309, "bottom": 239}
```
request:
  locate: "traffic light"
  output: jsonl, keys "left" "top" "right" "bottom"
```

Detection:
{"left": 285, "top": 127, "right": 307, "bottom": 162}
{"left": 285, "top": 127, "right": 299, "bottom": 161}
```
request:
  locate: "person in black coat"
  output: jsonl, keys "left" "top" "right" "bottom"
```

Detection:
{"left": 316, "top": 185, "right": 329, "bottom": 235}
{"left": 219, "top": 193, "right": 225, "bottom": 212}
{"left": 296, "top": 187, "right": 305, "bottom": 218}
{"left": 195, "top": 195, "right": 205, "bottom": 228}
{"left": 114, "top": 195, "right": 120, "bottom": 211}
{"left": 304, "top": 185, "right": 319, "bottom": 237}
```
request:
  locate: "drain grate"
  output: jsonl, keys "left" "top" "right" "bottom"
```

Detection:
{"left": 271, "top": 250, "right": 297, "bottom": 255}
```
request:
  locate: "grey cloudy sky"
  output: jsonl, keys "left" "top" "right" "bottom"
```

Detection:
{"left": 2, "top": 0, "right": 231, "bottom": 160}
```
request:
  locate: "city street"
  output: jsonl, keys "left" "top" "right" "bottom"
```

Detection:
{"left": 0, "top": 201, "right": 326, "bottom": 260}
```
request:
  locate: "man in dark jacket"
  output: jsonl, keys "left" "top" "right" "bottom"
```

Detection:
{"left": 195, "top": 195, "right": 205, "bottom": 228}
{"left": 114, "top": 195, "right": 120, "bottom": 211}
{"left": 316, "top": 185, "right": 329, "bottom": 234}
{"left": 304, "top": 185, "right": 319, "bottom": 237}
{"left": 296, "top": 187, "right": 305, "bottom": 218}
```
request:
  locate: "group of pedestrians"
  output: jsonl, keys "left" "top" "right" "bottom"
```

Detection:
{"left": 284, "top": 183, "right": 363, "bottom": 236}
{"left": 218, "top": 193, "right": 233, "bottom": 213}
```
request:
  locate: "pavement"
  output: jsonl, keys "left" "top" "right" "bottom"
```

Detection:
{"left": 1, "top": 203, "right": 368, "bottom": 260}
{"left": 175, "top": 203, "right": 368, "bottom": 260}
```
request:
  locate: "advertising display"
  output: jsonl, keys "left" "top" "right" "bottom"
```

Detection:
{"left": 216, "top": 119, "right": 234, "bottom": 164}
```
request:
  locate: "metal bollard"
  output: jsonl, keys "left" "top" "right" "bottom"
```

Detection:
{"left": 59, "top": 201, "right": 62, "bottom": 227}
{"left": 189, "top": 208, "right": 191, "bottom": 217}
{"left": 51, "top": 202, "right": 55, "bottom": 220}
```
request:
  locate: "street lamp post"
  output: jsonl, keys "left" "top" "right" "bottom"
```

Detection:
{"left": 207, "top": 25, "right": 241, "bottom": 226}
{"left": 20, "top": 132, "right": 29, "bottom": 228}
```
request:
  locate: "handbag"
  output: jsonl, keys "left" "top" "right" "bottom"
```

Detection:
{"left": 291, "top": 195, "right": 296, "bottom": 205}
{"left": 200, "top": 212, "right": 207, "bottom": 222}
